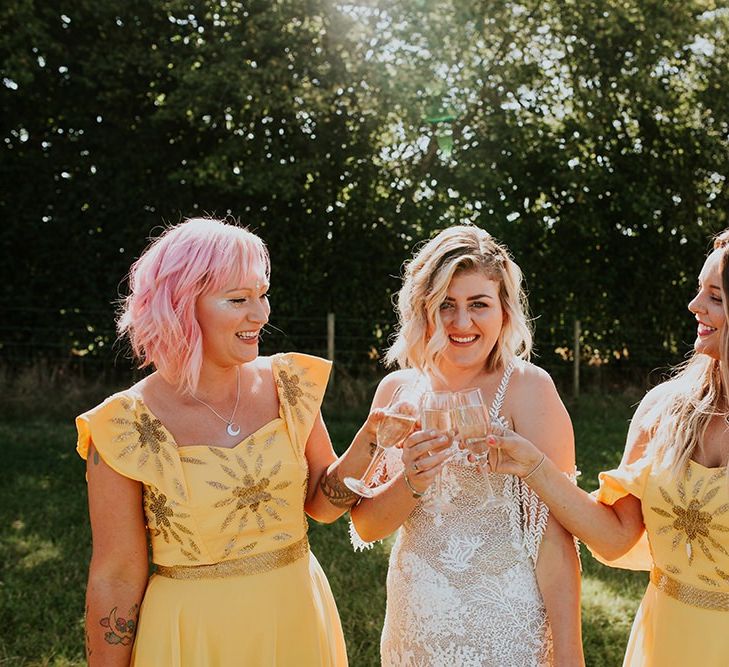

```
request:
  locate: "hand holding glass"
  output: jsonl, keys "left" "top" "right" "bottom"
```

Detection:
{"left": 454, "top": 388, "right": 505, "bottom": 507}
{"left": 420, "top": 390, "right": 456, "bottom": 519}
{"left": 344, "top": 386, "right": 418, "bottom": 498}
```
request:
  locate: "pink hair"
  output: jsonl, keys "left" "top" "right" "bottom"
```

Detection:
{"left": 117, "top": 218, "right": 270, "bottom": 393}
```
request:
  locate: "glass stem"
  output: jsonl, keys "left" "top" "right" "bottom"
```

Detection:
{"left": 359, "top": 446, "right": 386, "bottom": 488}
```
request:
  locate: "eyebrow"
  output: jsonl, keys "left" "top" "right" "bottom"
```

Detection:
{"left": 444, "top": 294, "right": 495, "bottom": 301}
{"left": 224, "top": 285, "right": 269, "bottom": 295}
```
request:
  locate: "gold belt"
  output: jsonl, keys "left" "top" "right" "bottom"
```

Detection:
{"left": 651, "top": 566, "right": 729, "bottom": 611}
{"left": 155, "top": 536, "right": 309, "bottom": 580}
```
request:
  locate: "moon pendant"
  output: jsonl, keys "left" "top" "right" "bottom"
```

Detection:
{"left": 227, "top": 423, "right": 241, "bottom": 437}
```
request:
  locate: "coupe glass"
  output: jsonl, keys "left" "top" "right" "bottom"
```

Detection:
{"left": 453, "top": 387, "right": 505, "bottom": 507}
{"left": 344, "top": 385, "right": 418, "bottom": 498}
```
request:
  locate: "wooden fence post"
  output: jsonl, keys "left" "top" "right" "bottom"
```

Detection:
{"left": 573, "top": 318, "right": 581, "bottom": 398}
{"left": 327, "top": 312, "right": 335, "bottom": 388}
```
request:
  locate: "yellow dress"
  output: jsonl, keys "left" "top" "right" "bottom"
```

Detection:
{"left": 76, "top": 353, "right": 347, "bottom": 666}
{"left": 595, "top": 457, "right": 729, "bottom": 666}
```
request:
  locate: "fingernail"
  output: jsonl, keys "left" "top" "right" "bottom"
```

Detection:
{"left": 487, "top": 435, "right": 496, "bottom": 444}
{"left": 438, "top": 435, "right": 447, "bottom": 442}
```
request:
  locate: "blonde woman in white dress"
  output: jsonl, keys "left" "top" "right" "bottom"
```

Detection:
{"left": 350, "top": 225, "right": 584, "bottom": 667}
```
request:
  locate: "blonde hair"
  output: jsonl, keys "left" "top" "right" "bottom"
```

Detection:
{"left": 385, "top": 224, "right": 532, "bottom": 377}
{"left": 643, "top": 229, "right": 729, "bottom": 474}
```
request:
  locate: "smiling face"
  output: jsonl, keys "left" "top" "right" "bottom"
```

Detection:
{"left": 433, "top": 269, "right": 504, "bottom": 374}
{"left": 195, "top": 266, "right": 270, "bottom": 368}
{"left": 688, "top": 247, "right": 727, "bottom": 361}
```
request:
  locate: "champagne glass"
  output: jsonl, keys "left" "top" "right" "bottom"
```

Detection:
{"left": 344, "top": 385, "right": 418, "bottom": 498}
{"left": 453, "top": 388, "right": 505, "bottom": 507}
{"left": 420, "top": 390, "right": 456, "bottom": 523}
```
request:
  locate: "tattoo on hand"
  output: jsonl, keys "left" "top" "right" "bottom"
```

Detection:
{"left": 100, "top": 604, "right": 139, "bottom": 646}
{"left": 319, "top": 470, "right": 359, "bottom": 508}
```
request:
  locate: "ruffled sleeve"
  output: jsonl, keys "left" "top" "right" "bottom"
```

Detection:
{"left": 589, "top": 456, "right": 653, "bottom": 570}
{"left": 272, "top": 353, "right": 331, "bottom": 458}
{"left": 75, "top": 392, "right": 189, "bottom": 502}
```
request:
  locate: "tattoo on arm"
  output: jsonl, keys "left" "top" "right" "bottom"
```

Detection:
{"left": 85, "top": 605, "right": 93, "bottom": 659}
{"left": 100, "top": 604, "right": 139, "bottom": 646}
{"left": 319, "top": 469, "right": 360, "bottom": 508}
{"left": 368, "top": 441, "right": 377, "bottom": 457}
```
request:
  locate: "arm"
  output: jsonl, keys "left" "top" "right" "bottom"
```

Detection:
{"left": 85, "top": 442, "right": 149, "bottom": 666}
{"left": 491, "top": 383, "right": 659, "bottom": 561}
{"left": 349, "top": 374, "right": 451, "bottom": 542}
{"left": 509, "top": 367, "right": 583, "bottom": 667}
{"left": 303, "top": 410, "right": 381, "bottom": 523}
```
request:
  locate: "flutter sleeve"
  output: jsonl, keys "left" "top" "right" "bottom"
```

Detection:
{"left": 589, "top": 456, "right": 653, "bottom": 570}
{"left": 273, "top": 353, "right": 332, "bottom": 459}
{"left": 75, "top": 392, "right": 189, "bottom": 502}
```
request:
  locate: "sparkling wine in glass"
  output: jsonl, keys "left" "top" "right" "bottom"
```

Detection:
{"left": 344, "top": 386, "right": 418, "bottom": 498}
{"left": 454, "top": 388, "right": 505, "bottom": 507}
{"left": 420, "top": 390, "right": 456, "bottom": 523}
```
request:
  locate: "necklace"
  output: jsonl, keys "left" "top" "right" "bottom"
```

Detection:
{"left": 191, "top": 368, "right": 241, "bottom": 437}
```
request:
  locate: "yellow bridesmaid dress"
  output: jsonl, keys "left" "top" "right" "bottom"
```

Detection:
{"left": 595, "top": 457, "right": 729, "bottom": 666}
{"left": 76, "top": 353, "right": 348, "bottom": 666}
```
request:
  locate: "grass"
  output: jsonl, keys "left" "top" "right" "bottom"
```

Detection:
{"left": 1, "top": 392, "right": 647, "bottom": 666}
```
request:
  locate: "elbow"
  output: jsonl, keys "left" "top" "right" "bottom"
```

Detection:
{"left": 589, "top": 530, "right": 640, "bottom": 562}
{"left": 349, "top": 507, "right": 383, "bottom": 543}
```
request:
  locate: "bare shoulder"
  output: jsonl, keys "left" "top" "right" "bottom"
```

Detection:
{"left": 621, "top": 381, "right": 673, "bottom": 464}
{"left": 508, "top": 360, "right": 560, "bottom": 399}
{"left": 632, "top": 381, "right": 673, "bottom": 424}
{"left": 372, "top": 368, "right": 420, "bottom": 408}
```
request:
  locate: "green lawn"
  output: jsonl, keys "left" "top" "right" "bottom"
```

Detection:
{"left": 1, "top": 393, "right": 646, "bottom": 666}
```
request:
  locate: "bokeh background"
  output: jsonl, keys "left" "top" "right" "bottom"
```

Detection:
{"left": 1, "top": 1, "right": 728, "bottom": 665}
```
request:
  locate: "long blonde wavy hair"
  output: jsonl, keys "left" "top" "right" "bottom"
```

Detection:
{"left": 642, "top": 229, "right": 729, "bottom": 474}
{"left": 385, "top": 225, "right": 532, "bottom": 379}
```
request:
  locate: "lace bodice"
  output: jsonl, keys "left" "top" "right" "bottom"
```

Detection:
{"left": 354, "top": 363, "right": 553, "bottom": 666}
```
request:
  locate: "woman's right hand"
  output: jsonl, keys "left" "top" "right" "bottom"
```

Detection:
{"left": 400, "top": 429, "right": 452, "bottom": 495}
{"left": 486, "top": 429, "right": 545, "bottom": 478}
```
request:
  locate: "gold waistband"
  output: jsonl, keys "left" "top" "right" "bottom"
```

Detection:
{"left": 155, "top": 536, "right": 309, "bottom": 580}
{"left": 651, "top": 566, "right": 729, "bottom": 611}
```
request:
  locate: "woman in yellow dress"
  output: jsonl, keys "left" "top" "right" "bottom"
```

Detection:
{"left": 487, "top": 229, "right": 729, "bottom": 666}
{"left": 77, "top": 218, "right": 372, "bottom": 666}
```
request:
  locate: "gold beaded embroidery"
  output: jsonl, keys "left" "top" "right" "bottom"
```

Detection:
{"left": 109, "top": 399, "right": 187, "bottom": 500}
{"left": 652, "top": 468, "right": 729, "bottom": 567}
{"left": 155, "top": 536, "right": 309, "bottom": 579}
{"left": 143, "top": 486, "right": 200, "bottom": 561}
{"left": 274, "top": 357, "right": 320, "bottom": 425}
{"left": 651, "top": 566, "right": 729, "bottom": 611}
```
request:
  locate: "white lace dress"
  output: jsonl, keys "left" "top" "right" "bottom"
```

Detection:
{"left": 352, "top": 364, "right": 554, "bottom": 667}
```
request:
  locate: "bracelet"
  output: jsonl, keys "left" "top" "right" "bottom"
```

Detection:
{"left": 403, "top": 470, "right": 424, "bottom": 498}
{"left": 523, "top": 453, "right": 546, "bottom": 482}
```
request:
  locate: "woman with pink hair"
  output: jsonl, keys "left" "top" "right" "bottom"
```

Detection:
{"left": 77, "top": 218, "right": 371, "bottom": 666}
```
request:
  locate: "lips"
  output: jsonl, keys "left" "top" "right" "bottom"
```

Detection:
{"left": 236, "top": 331, "right": 259, "bottom": 342}
{"left": 449, "top": 334, "right": 479, "bottom": 345}
{"left": 697, "top": 322, "right": 717, "bottom": 337}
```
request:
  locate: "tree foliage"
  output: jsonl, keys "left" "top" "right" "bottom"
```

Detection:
{"left": 2, "top": 1, "right": 728, "bottom": 376}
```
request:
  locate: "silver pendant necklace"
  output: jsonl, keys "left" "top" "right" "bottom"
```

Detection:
{"left": 191, "top": 367, "right": 241, "bottom": 437}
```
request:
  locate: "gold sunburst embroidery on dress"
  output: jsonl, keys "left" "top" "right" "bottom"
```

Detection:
{"left": 275, "top": 361, "right": 319, "bottom": 424}
{"left": 110, "top": 401, "right": 187, "bottom": 501}
{"left": 143, "top": 486, "right": 201, "bottom": 562}
{"left": 205, "top": 446, "right": 291, "bottom": 558}
{"left": 652, "top": 466, "right": 729, "bottom": 565}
